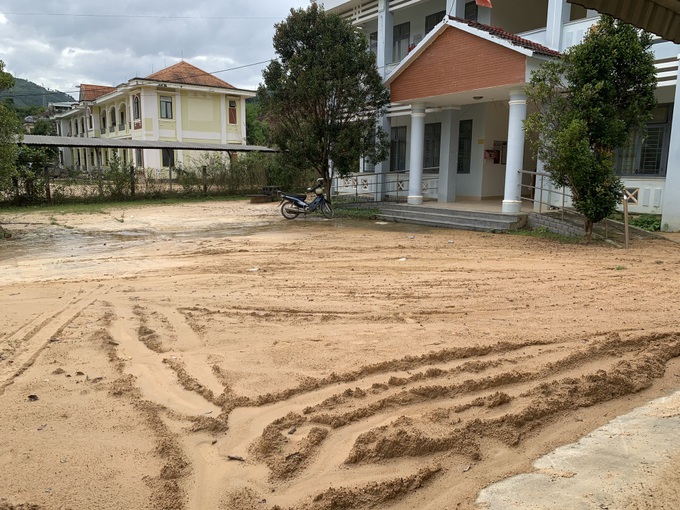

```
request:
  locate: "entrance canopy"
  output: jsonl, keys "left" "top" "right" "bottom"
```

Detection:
{"left": 568, "top": 0, "right": 680, "bottom": 43}
{"left": 17, "top": 134, "right": 277, "bottom": 153}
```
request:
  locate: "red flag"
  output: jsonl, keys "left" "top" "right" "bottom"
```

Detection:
{"left": 476, "top": 0, "right": 493, "bottom": 7}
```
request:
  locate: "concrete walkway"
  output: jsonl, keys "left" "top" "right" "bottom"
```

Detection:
{"left": 477, "top": 389, "right": 680, "bottom": 509}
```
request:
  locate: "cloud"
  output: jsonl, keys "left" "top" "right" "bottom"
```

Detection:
{"left": 1, "top": 0, "right": 309, "bottom": 92}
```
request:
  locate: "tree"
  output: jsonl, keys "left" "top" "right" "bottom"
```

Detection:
{"left": 245, "top": 99, "right": 269, "bottom": 146}
{"left": 525, "top": 16, "right": 657, "bottom": 238}
{"left": 0, "top": 60, "right": 19, "bottom": 194}
{"left": 258, "top": 3, "right": 390, "bottom": 198}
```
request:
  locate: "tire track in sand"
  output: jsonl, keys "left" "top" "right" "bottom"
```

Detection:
{"left": 0, "top": 289, "right": 103, "bottom": 396}
{"left": 107, "top": 299, "right": 222, "bottom": 417}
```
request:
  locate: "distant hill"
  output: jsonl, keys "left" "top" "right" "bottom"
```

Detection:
{"left": 0, "top": 77, "right": 75, "bottom": 109}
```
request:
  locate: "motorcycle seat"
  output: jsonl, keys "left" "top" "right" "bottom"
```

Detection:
{"left": 284, "top": 193, "right": 307, "bottom": 201}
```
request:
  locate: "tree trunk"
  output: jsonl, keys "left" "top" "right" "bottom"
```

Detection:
{"left": 584, "top": 217, "right": 593, "bottom": 241}
{"left": 321, "top": 161, "right": 332, "bottom": 204}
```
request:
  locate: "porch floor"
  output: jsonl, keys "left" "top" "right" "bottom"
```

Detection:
{"left": 404, "top": 198, "right": 536, "bottom": 214}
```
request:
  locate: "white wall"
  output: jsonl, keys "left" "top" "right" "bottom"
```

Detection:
{"left": 455, "top": 103, "right": 486, "bottom": 198}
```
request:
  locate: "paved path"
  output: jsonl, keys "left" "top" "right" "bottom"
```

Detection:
{"left": 477, "top": 390, "right": 680, "bottom": 509}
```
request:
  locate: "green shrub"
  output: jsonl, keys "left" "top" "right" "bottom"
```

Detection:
{"left": 629, "top": 214, "right": 661, "bottom": 231}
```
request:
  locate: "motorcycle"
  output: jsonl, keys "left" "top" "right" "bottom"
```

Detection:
{"left": 279, "top": 178, "right": 334, "bottom": 219}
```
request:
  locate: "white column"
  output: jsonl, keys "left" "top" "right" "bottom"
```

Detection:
{"left": 661, "top": 55, "right": 680, "bottom": 231}
{"left": 175, "top": 92, "right": 183, "bottom": 166}
{"left": 240, "top": 98, "right": 247, "bottom": 144}
{"left": 546, "top": 0, "right": 570, "bottom": 51}
{"left": 408, "top": 104, "right": 426, "bottom": 205}
{"left": 502, "top": 89, "right": 527, "bottom": 213}
{"left": 373, "top": 115, "right": 391, "bottom": 201}
{"left": 220, "top": 95, "right": 227, "bottom": 144}
{"left": 438, "top": 107, "right": 460, "bottom": 203}
{"left": 175, "top": 93, "right": 183, "bottom": 142}
{"left": 377, "top": 0, "right": 393, "bottom": 78}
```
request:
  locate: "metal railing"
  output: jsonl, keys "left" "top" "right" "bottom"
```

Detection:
{"left": 331, "top": 171, "right": 440, "bottom": 203}
{"left": 519, "top": 169, "right": 572, "bottom": 219}
{"left": 519, "top": 169, "right": 634, "bottom": 242}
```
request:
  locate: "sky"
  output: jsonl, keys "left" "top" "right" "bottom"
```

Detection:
{"left": 0, "top": 1, "right": 312, "bottom": 99}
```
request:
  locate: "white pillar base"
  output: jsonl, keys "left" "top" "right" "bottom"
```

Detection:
{"left": 502, "top": 200, "right": 522, "bottom": 213}
{"left": 408, "top": 195, "right": 423, "bottom": 205}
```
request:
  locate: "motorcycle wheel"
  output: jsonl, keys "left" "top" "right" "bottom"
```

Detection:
{"left": 321, "top": 201, "right": 334, "bottom": 219}
{"left": 280, "top": 202, "right": 300, "bottom": 219}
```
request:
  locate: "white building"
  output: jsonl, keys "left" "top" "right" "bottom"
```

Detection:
{"left": 52, "top": 61, "right": 254, "bottom": 174}
{"left": 322, "top": 0, "right": 680, "bottom": 231}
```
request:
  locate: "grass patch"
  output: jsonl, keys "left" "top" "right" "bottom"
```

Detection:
{"left": 509, "top": 226, "right": 582, "bottom": 244}
{"left": 333, "top": 206, "right": 381, "bottom": 220}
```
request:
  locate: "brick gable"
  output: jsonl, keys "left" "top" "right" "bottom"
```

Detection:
{"left": 390, "top": 26, "right": 528, "bottom": 103}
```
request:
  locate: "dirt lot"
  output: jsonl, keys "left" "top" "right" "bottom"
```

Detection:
{"left": 0, "top": 201, "right": 679, "bottom": 510}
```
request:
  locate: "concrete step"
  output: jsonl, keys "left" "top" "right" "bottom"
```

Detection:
{"left": 375, "top": 205, "right": 526, "bottom": 232}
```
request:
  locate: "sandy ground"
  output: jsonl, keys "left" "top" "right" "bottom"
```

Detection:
{"left": 0, "top": 200, "right": 679, "bottom": 510}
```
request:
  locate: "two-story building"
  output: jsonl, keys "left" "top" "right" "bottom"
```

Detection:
{"left": 322, "top": 0, "right": 680, "bottom": 231}
{"left": 53, "top": 61, "right": 255, "bottom": 175}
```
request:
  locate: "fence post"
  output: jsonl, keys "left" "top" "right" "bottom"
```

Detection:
{"left": 202, "top": 165, "right": 208, "bottom": 196}
{"left": 623, "top": 198, "right": 630, "bottom": 249}
{"left": 96, "top": 148, "right": 103, "bottom": 196}
{"left": 129, "top": 165, "right": 135, "bottom": 197}
{"left": 43, "top": 165, "right": 51, "bottom": 203}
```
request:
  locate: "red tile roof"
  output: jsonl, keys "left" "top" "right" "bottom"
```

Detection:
{"left": 79, "top": 84, "right": 116, "bottom": 102}
{"left": 144, "top": 61, "right": 235, "bottom": 89}
{"left": 449, "top": 16, "right": 561, "bottom": 58}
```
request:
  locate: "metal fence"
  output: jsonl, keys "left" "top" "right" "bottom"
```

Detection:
{"left": 331, "top": 171, "right": 440, "bottom": 203}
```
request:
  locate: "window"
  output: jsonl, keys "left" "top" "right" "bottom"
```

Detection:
{"left": 369, "top": 32, "right": 378, "bottom": 55}
{"left": 162, "top": 148, "right": 175, "bottom": 168}
{"left": 425, "top": 11, "right": 446, "bottom": 34}
{"left": 74, "top": 120, "right": 78, "bottom": 135}
{"left": 464, "top": 1, "right": 478, "bottom": 21}
{"left": 228, "top": 100, "right": 237, "bottom": 124}
{"left": 133, "top": 96, "right": 140, "bottom": 120}
{"left": 616, "top": 105, "right": 671, "bottom": 177}
{"left": 457, "top": 119, "right": 473, "bottom": 174}
{"left": 119, "top": 109, "right": 125, "bottom": 127}
{"left": 393, "top": 22, "right": 410, "bottom": 62}
{"left": 109, "top": 107, "right": 116, "bottom": 128}
{"left": 423, "top": 123, "right": 441, "bottom": 173}
{"left": 160, "top": 96, "right": 173, "bottom": 119}
{"left": 390, "top": 126, "right": 407, "bottom": 172}
{"left": 136, "top": 149, "right": 143, "bottom": 167}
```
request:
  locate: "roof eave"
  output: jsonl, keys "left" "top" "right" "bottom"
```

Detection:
{"left": 126, "top": 79, "right": 255, "bottom": 96}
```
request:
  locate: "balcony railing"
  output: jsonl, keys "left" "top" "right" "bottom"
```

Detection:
{"left": 100, "top": 127, "right": 107, "bottom": 135}
{"left": 118, "top": 124, "right": 125, "bottom": 131}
